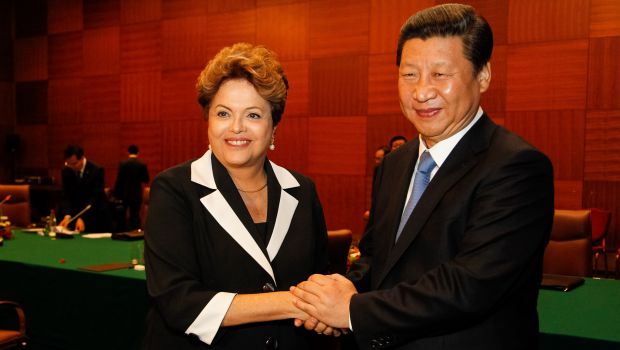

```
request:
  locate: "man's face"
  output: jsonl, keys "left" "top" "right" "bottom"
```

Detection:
{"left": 64, "top": 155, "right": 84, "bottom": 171}
{"left": 398, "top": 36, "right": 490, "bottom": 148}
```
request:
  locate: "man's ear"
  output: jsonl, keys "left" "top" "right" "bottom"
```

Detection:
{"left": 478, "top": 62, "right": 491, "bottom": 93}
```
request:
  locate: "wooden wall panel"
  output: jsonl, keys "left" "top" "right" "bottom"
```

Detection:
{"left": 0, "top": 83, "right": 15, "bottom": 125}
{"left": 585, "top": 111, "right": 620, "bottom": 181}
{"left": 47, "top": 124, "right": 83, "bottom": 169}
{"left": 121, "top": 0, "right": 161, "bottom": 24}
{"left": 16, "top": 81, "right": 48, "bottom": 124}
{"left": 83, "top": 27, "right": 120, "bottom": 76}
{"left": 256, "top": 3, "right": 308, "bottom": 61}
{"left": 308, "top": 116, "right": 366, "bottom": 176}
{"left": 309, "top": 0, "right": 369, "bottom": 58}
{"left": 207, "top": 0, "right": 256, "bottom": 14}
{"left": 369, "top": 0, "right": 433, "bottom": 55}
{"left": 119, "top": 122, "right": 162, "bottom": 177}
{"left": 267, "top": 116, "right": 308, "bottom": 174}
{"left": 587, "top": 37, "right": 620, "bottom": 110}
{"left": 13, "top": 37, "right": 48, "bottom": 82}
{"left": 505, "top": 110, "right": 585, "bottom": 181}
{"left": 508, "top": 0, "right": 589, "bottom": 43}
{"left": 459, "top": 0, "right": 509, "bottom": 45}
{"left": 48, "top": 78, "right": 82, "bottom": 125}
{"left": 365, "top": 114, "right": 418, "bottom": 175}
{"left": 161, "top": 16, "right": 209, "bottom": 71}
{"left": 15, "top": 125, "right": 49, "bottom": 168}
{"left": 310, "top": 55, "right": 368, "bottom": 116}
{"left": 368, "top": 54, "right": 400, "bottom": 115}
{"left": 48, "top": 32, "right": 83, "bottom": 78}
{"left": 555, "top": 180, "right": 583, "bottom": 209}
{"left": 281, "top": 60, "right": 309, "bottom": 116}
{"left": 82, "top": 122, "right": 121, "bottom": 185}
{"left": 81, "top": 75, "right": 120, "bottom": 123}
{"left": 480, "top": 45, "right": 506, "bottom": 114}
{"left": 506, "top": 40, "right": 588, "bottom": 111}
{"left": 15, "top": 0, "right": 47, "bottom": 38}
{"left": 48, "top": 0, "right": 83, "bottom": 34}
{"left": 160, "top": 70, "right": 203, "bottom": 121}
{"left": 204, "top": 10, "right": 256, "bottom": 59}
{"left": 313, "top": 174, "right": 367, "bottom": 239}
{"left": 83, "top": 0, "right": 120, "bottom": 29}
{"left": 120, "top": 22, "right": 161, "bottom": 73}
{"left": 120, "top": 72, "right": 161, "bottom": 122}
{"left": 590, "top": 0, "right": 620, "bottom": 37}
{"left": 161, "top": 0, "right": 207, "bottom": 19}
{"left": 162, "top": 120, "right": 208, "bottom": 168}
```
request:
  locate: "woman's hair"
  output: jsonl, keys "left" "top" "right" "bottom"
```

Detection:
{"left": 396, "top": 3, "right": 493, "bottom": 76}
{"left": 196, "top": 43, "right": 289, "bottom": 126}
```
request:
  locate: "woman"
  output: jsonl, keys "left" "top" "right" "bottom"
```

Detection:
{"left": 144, "top": 43, "right": 330, "bottom": 349}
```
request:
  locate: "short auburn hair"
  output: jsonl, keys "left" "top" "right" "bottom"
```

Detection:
{"left": 196, "top": 43, "right": 289, "bottom": 126}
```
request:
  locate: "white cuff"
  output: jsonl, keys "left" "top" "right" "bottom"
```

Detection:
{"left": 348, "top": 313, "right": 353, "bottom": 331}
{"left": 185, "top": 292, "right": 236, "bottom": 345}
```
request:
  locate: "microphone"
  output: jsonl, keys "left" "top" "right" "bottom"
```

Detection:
{"left": 64, "top": 204, "right": 92, "bottom": 227}
{"left": 0, "top": 195, "right": 11, "bottom": 206}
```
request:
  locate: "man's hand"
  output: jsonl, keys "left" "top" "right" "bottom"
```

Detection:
{"left": 75, "top": 218, "right": 85, "bottom": 232}
{"left": 290, "top": 274, "right": 357, "bottom": 329}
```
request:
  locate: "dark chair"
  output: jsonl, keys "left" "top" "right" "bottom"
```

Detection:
{"left": 327, "top": 229, "right": 353, "bottom": 275}
{"left": 590, "top": 208, "right": 611, "bottom": 276}
{"left": 543, "top": 209, "right": 592, "bottom": 277}
{"left": 0, "top": 301, "right": 28, "bottom": 350}
{"left": 0, "top": 185, "right": 31, "bottom": 228}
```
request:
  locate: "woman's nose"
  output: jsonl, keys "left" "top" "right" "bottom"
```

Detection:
{"left": 230, "top": 116, "right": 244, "bottom": 133}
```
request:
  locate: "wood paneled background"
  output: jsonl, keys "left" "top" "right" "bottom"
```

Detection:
{"left": 1, "top": 0, "right": 619, "bottom": 247}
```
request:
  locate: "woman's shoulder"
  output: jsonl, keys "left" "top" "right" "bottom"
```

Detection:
{"left": 152, "top": 159, "right": 194, "bottom": 186}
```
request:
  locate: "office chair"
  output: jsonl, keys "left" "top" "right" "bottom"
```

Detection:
{"left": 327, "top": 229, "right": 353, "bottom": 275}
{"left": 0, "top": 185, "right": 31, "bottom": 228}
{"left": 0, "top": 301, "right": 28, "bottom": 350}
{"left": 542, "top": 209, "right": 592, "bottom": 277}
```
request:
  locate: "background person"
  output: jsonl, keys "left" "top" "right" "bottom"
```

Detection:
{"left": 143, "top": 43, "right": 332, "bottom": 349}
{"left": 292, "top": 4, "right": 554, "bottom": 350}
{"left": 113, "top": 144, "right": 150, "bottom": 231}
{"left": 59, "top": 144, "right": 110, "bottom": 232}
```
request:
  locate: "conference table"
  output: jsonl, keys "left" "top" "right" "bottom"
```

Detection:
{"left": 1, "top": 230, "right": 620, "bottom": 350}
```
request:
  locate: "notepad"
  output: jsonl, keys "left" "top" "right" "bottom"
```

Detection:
{"left": 78, "top": 262, "right": 135, "bottom": 272}
{"left": 540, "top": 274, "right": 585, "bottom": 292}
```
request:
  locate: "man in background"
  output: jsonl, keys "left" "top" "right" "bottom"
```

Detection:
{"left": 292, "top": 4, "right": 554, "bottom": 349}
{"left": 113, "top": 145, "right": 149, "bottom": 231}
{"left": 60, "top": 145, "right": 109, "bottom": 232}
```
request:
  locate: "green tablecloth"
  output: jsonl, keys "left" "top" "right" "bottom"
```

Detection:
{"left": 538, "top": 278, "right": 620, "bottom": 349}
{"left": 2, "top": 230, "right": 619, "bottom": 349}
{"left": 0, "top": 230, "right": 148, "bottom": 350}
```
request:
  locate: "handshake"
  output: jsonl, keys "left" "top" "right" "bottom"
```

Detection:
{"left": 289, "top": 273, "right": 358, "bottom": 337}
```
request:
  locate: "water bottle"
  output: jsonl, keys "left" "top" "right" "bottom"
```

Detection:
{"left": 48, "top": 210, "right": 57, "bottom": 238}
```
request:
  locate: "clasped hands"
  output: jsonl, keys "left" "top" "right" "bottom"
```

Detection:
{"left": 290, "top": 273, "right": 357, "bottom": 337}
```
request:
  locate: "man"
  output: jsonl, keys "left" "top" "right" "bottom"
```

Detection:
{"left": 292, "top": 4, "right": 554, "bottom": 349}
{"left": 113, "top": 145, "right": 149, "bottom": 230}
{"left": 60, "top": 145, "right": 109, "bottom": 232}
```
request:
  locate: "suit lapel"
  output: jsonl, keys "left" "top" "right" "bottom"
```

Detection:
{"left": 375, "top": 115, "right": 496, "bottom": 288}
{"left": 191, "top": 150, "right": 300, "bottom": 284}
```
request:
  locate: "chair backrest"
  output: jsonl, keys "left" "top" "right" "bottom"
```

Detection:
{"left": 543, "top": 209, "right": 592, "bottom": 277}
{"left": 327, "top": 229, "right": 353, "bottom": 275}
{"left": 0, "top": 185, "right": 31, "bottom": 227}
{"left": 0, "top": 300, "right": 28, "bottom": 349}
{"left": 590, "top": 208, "right": 611, "bottom": 243}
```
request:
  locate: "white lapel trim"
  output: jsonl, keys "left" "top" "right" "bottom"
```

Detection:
{"left": 267, "top": 190, "right": 298, "bottom": 261}
{"left": 200, "top": 192, "right": 275, "bottom": 282}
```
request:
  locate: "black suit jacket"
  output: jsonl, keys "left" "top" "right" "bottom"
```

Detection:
{"left": 60, "top": 160, "right": 109, "bottom": 232}
{"left": 144, "top": 151, "right": 329, "bottom": 349}
{"left": 113, "top": 157, "right": 149, "bottom": 205}
{"left": 348, "top": 115, "right": 554, "bottom": 350}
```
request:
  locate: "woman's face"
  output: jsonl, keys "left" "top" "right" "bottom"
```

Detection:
{"left": 207, "top": 79, "right": 274, "bottom": 170}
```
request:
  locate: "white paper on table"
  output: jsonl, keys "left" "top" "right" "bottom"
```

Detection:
{"left": 81, "top": 233, "right": 113, "bottom": 239}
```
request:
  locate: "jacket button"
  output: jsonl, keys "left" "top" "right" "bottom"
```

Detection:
{"left": 265, "top": 336, "right": 278, "bottom": 349}
{"left": 262, "top": 282, "right": 275, "bottom": 292}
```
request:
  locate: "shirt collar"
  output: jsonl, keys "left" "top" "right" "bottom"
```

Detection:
{"left": 418, "top": 107, "right": 484, "bottom": 167}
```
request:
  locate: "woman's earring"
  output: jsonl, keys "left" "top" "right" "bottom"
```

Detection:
{"left": 269, "top": 144, "right": 275, "bottom": 151}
